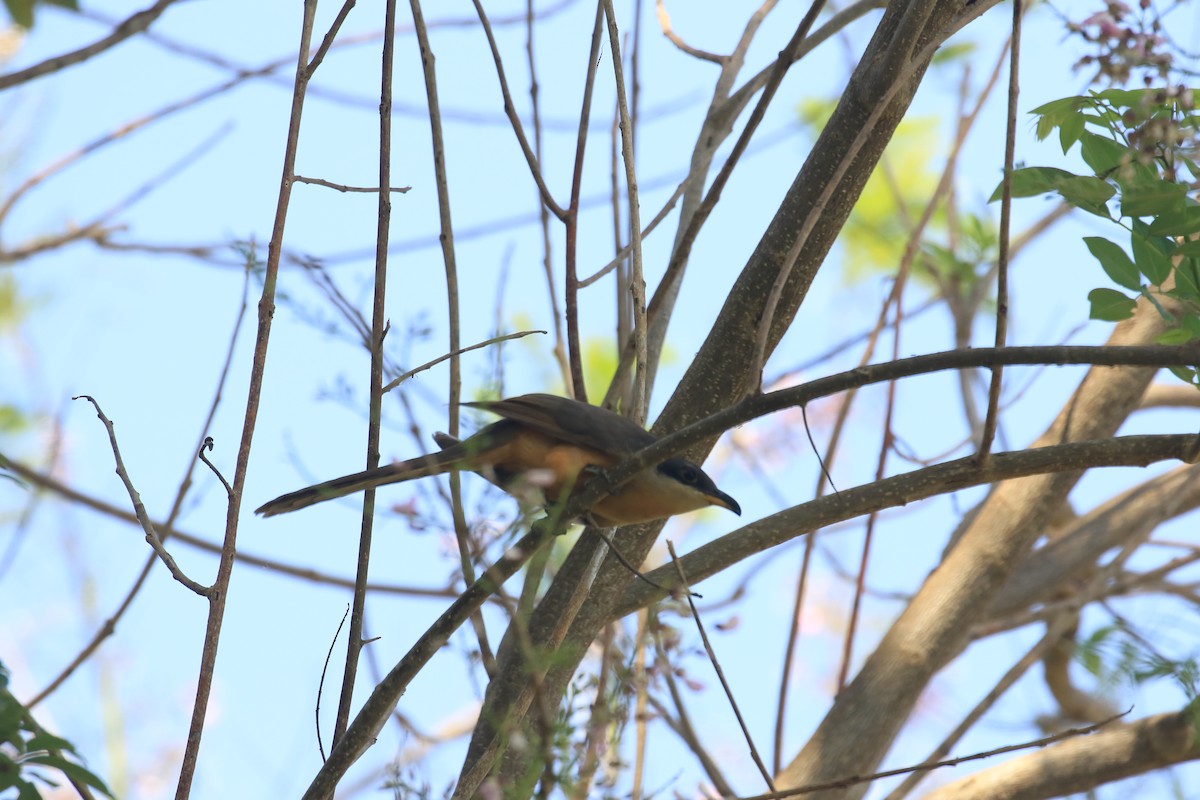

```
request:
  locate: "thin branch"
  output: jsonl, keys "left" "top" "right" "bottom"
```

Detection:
{"left": 302, "top": 515, "right": 570, "bottom": 798}
{"left": 197, "top": 438, "right": 233, "bottom": 499}
{"left": 175, "top": 0, "right": 323, "bottom": 793}
{"left": 602, "top": 0, "right": 649, "bottom": 418}
{"left": 0, "top": 0, "right": 178, "bottom": 91}
{"left": 578, "top": 175, "right": 688, "bottom": 288}
{"left": 383, "top": 330, "right": 545, "bottom": 392}
{"left": 317, "top": 606, "right": 351, "bottom": 761}
{"left": 882, "top": 614, "right": 1081, "bottom": 800}
{"left": 470, "top": 0, "right": 567, "bottom": 220}
{"left": 773, "top": 518, "right": 815, "bottom": 775}
{"left": 410, "top": 0, "right": 498, "bottom": 692}
{"left": 592, "top": 344, "right": 1200, "bottom": 505}
{"left": 0, "top": 454, "right": 465, "bottom": 602}
{"left": 976, "top": 0, "right": 1023, "bottom": 466}
{"left": 72, "top": 395, "right": 209, "bottom": 596}
{"left": 631, "top": 612, "right": 649, "bottom": 800}
{"left": 306, "top": 0, "right": 360, "bottom": 76}
{"left": 656, "top": 1, "right": 726, "bottom": 64}
{"left": 333, "top": 0, "right": 393, "bottom": 749}
{"left": 295, "top": 175, "right": 411, "bottom": 193}
{"left": 667, "top": 541, "right": 776, "bottom": 792}
{"left": 20, "top": 262, "right": 252, "bottom": 709}
{"left": 525, "top": 0, "right": 571, "bottom": 390}
{"left": 650, "top": 634, "right": 736, "bottom": 796}
{"left": 735, "top": 712, "right": 1127, "bottom": 799}
{"left": 563, "top": 2, "right": 609, "bottom": 400}
{"left": 615, "top": 434, "right": 1200, "bottom": 618}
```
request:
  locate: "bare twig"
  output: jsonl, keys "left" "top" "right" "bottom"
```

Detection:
{"left": 303, "top": 515, "right": 570, "bottom": 798}
{"left": 295, "top": 175, "right": 412, "bottom": 193}
{"left": 882, "top": 613, "right": 1081, "bottom": 800}
{"left": 0, "top": 0, "right": 178, "bottom": 91}
{"left": 524, "top": 0, "right": 571, "bottom": 390}
{"left": 175, "top": 0, "right": 329, "bottom": 792}
{"left": 579, "top": 176, "right": 688, "bottom": 288}
{"left": 317, "top": 606, "right": 351, "bottom": 761}
{"left": 656, "top": 1, "right": 726, "bottom": 63}
{"left": 0, "top": 454, "right": 465, "bottom": 602}
{"left": 197, "top": 438, "right": 233, "bottom": 499}
{"left": 667, "top": 541, "right": 776, "bottom": 792}
{"left": 738, "top": 712, "right": 1128, "bottom": 799}
{"left": 602, "top": 0, "right": 648, "bottom": 418}
{"left": 72, "top": 395, "right": 209, "bottom": 597}
{"left": 470, "top": 0, "right": 567, "bottom": 221}
{"left": 20, "top": 262, "right": 253, "bottom": 710}
{"left": 631, "top": 612, "right": 650, "bottom": 800}
{"left": 382, "top": 330, "right": 545, "bottom": 392}
{"left": 976, "top": 0, "right": 1023, "bottom": 466}
{"left": 332, "top": 0, "right": 394, "bottom": 749}
{"left": 563, "top": 2, "right": 609, "bottom": 400}
{"left": 650, "top": 632, "right": 736, "bottom": 795}
{"left": 409, "top": 0, "right": 498, "bottom": 691}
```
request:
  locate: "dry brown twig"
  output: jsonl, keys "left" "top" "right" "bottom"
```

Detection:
{"left": 0, "top": 0, "right": 178, "bottom": 92}
{"left": 667, "top": 540, "right": 777, "bottom": 792}
{"left": 328, "top": 0, "right": 400, "bottom": 749}
{"left": 72, "top": 395, "right": 209, "bottom": 597}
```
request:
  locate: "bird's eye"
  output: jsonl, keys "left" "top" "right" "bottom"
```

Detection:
{"left": 680, "top": 466, "right": 698, "bottom": 483}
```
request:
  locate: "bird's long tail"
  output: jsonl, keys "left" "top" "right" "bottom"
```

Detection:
{"left": 255, "top": 442, "right": 468, "bottom": 517}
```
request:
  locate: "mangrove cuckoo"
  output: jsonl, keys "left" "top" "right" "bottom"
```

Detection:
{"left": 255, "top": 393, "right": 740, "bottom": 526}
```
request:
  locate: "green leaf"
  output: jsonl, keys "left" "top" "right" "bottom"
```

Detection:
{"left": 1149, "top": 206, "right": 1200, "bottom": 236}
{"left": 1175, "top": 259, "right": 1200, "bottom": 299}
{"left": 1055, "top": 176, "right": 1116, "bottom": 209}
{"left": 1031, "top": 96, "right": 1085, "bottom": 140}
{"left": 26, "top": 753, "right": 114, "bottom": 797}
{"left": 1120, "top": 178, "right": 1188, "bottom": 217}
{"left": 1059, "top": 112, "right": 1087, "bottom": 153}
{"left": 3, "top": 0, "right": 32, "bottom": 27}
{"left": 1080, "top": 132, "right": 1131, "bottom": 175}
{"left": 2, "top": 0, "right": 74, "bottom": 26}
{"left": 1088, "top": 288, "right": 1138, "bottom": 321}
{"left": 1171, "top": 239, "right": 1200, "bottom": 257}
{"left": 989, "top": 167, "right": 1078, "bottom": 202}
{"left": 1169, "top": 366, "right": 1198, "bottom": 384}
{"left": 1096, "top": 88, "right": 1149, "bottom": 108}
{"left": 1085, "top": 237, "right": 1140, "bottom": 290}
{"left": 1130, "top": 229, "right": 1173, "bottom": 284}
{"left": 1182, "top": 315, "right": 1200, "bottom": 338}
{"left": 27, "top": 732, "right": 75, "bottom": 753}
{"left": 1158, "top": 328, "right": 1195, "bottom": 345}
{"left": 1181, "top": 155, "right": 1200, "bottom": 182}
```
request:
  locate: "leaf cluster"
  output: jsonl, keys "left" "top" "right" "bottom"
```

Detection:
{"left": 0, "top": 662, "right": 113, "bottom": 799}
{"left": 998, "top": 87, "right": 1200, "bottom": 383}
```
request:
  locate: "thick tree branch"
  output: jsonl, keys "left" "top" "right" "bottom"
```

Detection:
{"left": 613, "top": 434, "right": 1200, "bottom": 616}
{"left": 777, "top": 297, "right": 1176, "bottom": 795}
{"left": 921, "top": 709, "right": 1199, "bottom": 800}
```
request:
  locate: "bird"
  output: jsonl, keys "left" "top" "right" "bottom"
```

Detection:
{"left": 255, "top": 393, "right": 740, "bottom": 526}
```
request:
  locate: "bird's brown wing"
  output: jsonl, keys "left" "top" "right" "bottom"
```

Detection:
{"left": 465, "top": 393, "right": 656, "bottom": 457}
